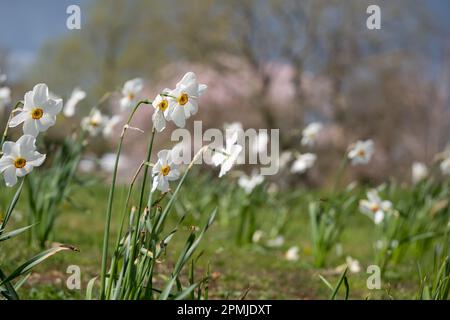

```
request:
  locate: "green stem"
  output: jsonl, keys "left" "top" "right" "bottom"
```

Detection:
{"left": 105, "top": 161, "right": 147, "bottom": 299}
{"left": 138, "top": 127, "right": 156, "bottom": 216}
{"left": 100, "top": 100, "right": 150, "bottom": 299}
{"left": 123, "top": 127, "right": 156, "bottom": 298}
{"left": 333, "top": 155, "right": 349, "bottom": 192}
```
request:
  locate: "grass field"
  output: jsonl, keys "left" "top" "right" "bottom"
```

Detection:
{"left": 2, "top": 169, "right": 446, "bottom": 300}
{"left": 1, "top": 76, "right": 449, "bottom": 301}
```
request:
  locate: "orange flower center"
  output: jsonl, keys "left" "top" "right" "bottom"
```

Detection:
{"left": 161, "top": 165, "right": 171, "bottom": 176}
{"left": 370, "top": 203, "right": 380, "bottom": 213}
{"left": 14, "top": 157, "right": 27, "bottom": 169}
{"left": 177, "top": 93, "right": 189, "bottom": 106}
{"left": 31, "top": 108, "right": 44, "bottom": 120}
{"left": 158, "top": 99, "right": 168, "bottom": 111}
{"left": 128, "top": 93, "right": 135, "bottom": 100}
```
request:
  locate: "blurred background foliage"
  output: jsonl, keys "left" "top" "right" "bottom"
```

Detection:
{"left": 1, "top": 0, "right": 450, "bottom": 185}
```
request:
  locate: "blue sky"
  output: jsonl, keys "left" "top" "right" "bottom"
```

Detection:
{"left": 0, "top": 0, "right": 449, "bottom": 80}
{"left": 0, "top": 0, "right": 88, "bottom": 78}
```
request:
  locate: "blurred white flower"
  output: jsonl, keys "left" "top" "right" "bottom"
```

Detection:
{"left": 291, "top": 153, "right": 316, "bottom": 174}
{"left": 0, "top": 87, "right": 11, "bottom": 109}
{"left": 152, "top": 149, "right": 180, "bottom": 193}
{"left": 12, "top": 210, "right": 23, "bottom": 223}
{"left": 224, "top": 122, "right": 243, "bottom": 135}
{"left": 81, "top": 110, "right": 121, "bottom": 138}
{"left": 0, "top": 135, "right": 46, "bottom": 187}
{"left": 285, "top": 246, "right": 299, "bottom": 261}
{"left": 391, "top": 239, "right": 399, "bottom": 249}
{"left": 335, "top": 256, "right": 361, "bottom": 274}
{"left": 346, "top": 256, "right": 361, "bottom": 273}
{"left": 266, "top": 236, "right": 285, "bottom": 248}
{"left": 301, "top": 122, "right": 323, "bottom": 147}
{"left": 375, "top": 240, "right": 385, "bottom": 250}
{"left": 120, "top": 78, "right": 143, "bottom": 111}
{"left": 78, "top": 158, "right": 96, "bottom": 173}
{"left": 348, "top": 139, "right": 374, "bottom": 165}
{"left": 412, "top": 162, "right": 428, "bottom": 184}
{"left": 238, "top": 171, "right": 264, "bottom": 194}
{"left": 440, "top": 157, "right": 450, "bottom": 175}
{"left": 346, "top": 181, "right": 358, "bottom": 191}
{"left": 151, "top": 91, "right": 171, "bottom": 132}
{"left": 103, "top": 116, "right": 122, "bottom": 138}
{"left": 211, "top": 132, "right": 243, "bottom": 178}
{"left": 252, "top": 230, "right": 265, "bottom": 243}
{"left": 99, "top": 153, "right": 130, "bottom": 173}
{"left": 224, "top": 122, "right": 245, "bottom": 163}
{"left": 9, "top": 84, "right": 63, "bottom": 137}
{"left": 63, "top": 87, "right": 86, "bottom": 117}
{"left": 99, "top": 153, "right": 116, "bottom": 173}
{"left": 167, "top": 72, "right": 207, "bottom": 128}
{"left": 359, "top": 189, "right": 392, "bottom": 224}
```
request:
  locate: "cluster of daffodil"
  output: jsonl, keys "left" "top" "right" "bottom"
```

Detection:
{"left": 0, "top": 82, "right": 82, "bottom": 299}
{"left": 262, "top": 119, "right": 450, "bottom": 271}
{"left": 0, "top": 84, "right": 61, "bottom": 187}
{"left": 90, "top": 71, "right": 250, "bottom": 300}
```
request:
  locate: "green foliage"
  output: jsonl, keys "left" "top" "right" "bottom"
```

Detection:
{"left": 26, "top": 135, "right": 85, "bottom": 247}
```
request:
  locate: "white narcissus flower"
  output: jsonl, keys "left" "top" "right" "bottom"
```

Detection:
{"left": 347, "top": 139, "right": 374, "bottom": 165}
{"left": 167, "top": 72, "right": 207, "bottom": 128}
{"left": 81, "top": 110, "right": 121, "bottom": 138}
{"left": 78, "top": 158, "right": 96, "bottom": 173}
{"left": 252, "top": 230, "right": 265, "bottom": 243}
{"left": 266, "top": 236, "right": 284, "bottom": 248}
{"left": 346, "top": 256, "right": 361, "bottom": 273}
{"left": 224, "top": 122, "right": 246, "bottom": 163}
{"left": 440, "top": 157, "right": 450, "bottom": 175}
{"left": 0, "top": 87, "right": 11, "bottom": 109}
{"left": 238, "top": 171, "right": 264, "bottom": 194}
{"left": 100, "top": 153, "right": 118, "bottom": 173}
{"left": 359, "top": 189, "right": 392, "bottom": 225}
{"left": 291, "top": 153, "right": 317, "bottom": 174}
{"left": 63, "top": 87, "right": 86, "bottom": 117}
{"left": 120, "top": 78, "right": 143, "bottom": 111}
{"left": 9, "top": 84, "right": 63, "bottom": 137}
{"left": 224, "top": 122, "right": 243, "bottom": 135}
{"left": 152, "top": 149, "right": 180, "bottom": 193}
{"left": 81, "top": 110, "right": 104, "bottom": 136}
{"left": 151, "top": 90, "right": 171, "bottom": 132}
{"left": 336, "top": 256, "right": 361, "bottom": 274}
{"left": 412, "top": 162, "right": 428, "bottom": 184}
{"left": 99, "top": 153, "right": 130, "bottom": 173}
{"left": 211, "top": 132, "right": 243, "bottom": 178}
{"left": 102, "top": 115, "right": 122, "bottom": 138}
{"left": 0, "top": 135, "right": 46, "bottom": 187}
{"left": 285, "top": 246, "right": 300, "bottom": 261}
{"left": 301, "top": 122, "right": 323, "bottom": 147}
